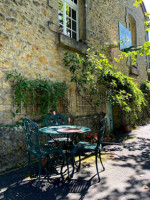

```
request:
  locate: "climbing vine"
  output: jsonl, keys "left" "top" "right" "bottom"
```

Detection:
{"left": 7, "top": 72, "right": 68, "bottom": 117}
{"left": 141, "top": 80, "right": 150, "bottom": 115}
{"left": 63, "top": 48, "right": 145, "bottom": 119}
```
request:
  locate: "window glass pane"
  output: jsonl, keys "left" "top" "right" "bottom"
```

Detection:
{"left": 72, "top": 31, "right": 76, "bottom": 40}
{"left": 66, "top": 17, "right": 71, "bottom": 29}
{"left": 72, "top": 20, "right": 76, "bottom": 31}
{"left": 58, "top": 0, "right": 63, "bottom": 11}
{"left": 59, "top": 0, "right": 78, "bottom": 40}
{"left": 71, "top": 0, "right": 77, "bottom": 4}
{"left": 66, "top": 29, "right": 71, "bottom": 37}
{"left": 72, "top": 9, "right": 76, "bottom": 20}
{"left": 58, "top": 12, "right": 63, "bottom": 24}
{"left": 66, "top": 4, "right": 71, "bottom": 17}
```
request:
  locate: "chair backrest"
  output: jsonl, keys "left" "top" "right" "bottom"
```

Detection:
{"left": 24, "top": 118, "right": 40, "bottom": 152}
{"left": 45, "top": 112, "right": 68, "bottom": 127}
{"left": 96, "top": 116, "right": 107, "bottom": 148}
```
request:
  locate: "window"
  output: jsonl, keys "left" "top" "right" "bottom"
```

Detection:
{"left": 128, "top": 14, "right": 136, "bottom": 47}
{"left": 58, "top": 0, "right": 78, "bottom": 40}
{"left": 128, "top": 14, "right": 138, "bottom": 69}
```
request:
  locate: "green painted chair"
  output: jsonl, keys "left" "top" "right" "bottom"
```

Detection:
{"left": 45, "top": 111, "right": 71, "bottom": 145}
{"left": 71, "top": 116, "right": 107, "bottom": 182}
{"left": 24, "top": 118, "right": 65, "bottom": 187}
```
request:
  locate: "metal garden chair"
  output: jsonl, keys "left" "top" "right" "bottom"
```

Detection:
{"left": 70, "top": 116, "right": 107, "bottom": 182}
{"left": 24, "top": 118, "right": 65, "bottom": 187}
{"left": 45, "top": 111, "right": 71, "bottom": 145}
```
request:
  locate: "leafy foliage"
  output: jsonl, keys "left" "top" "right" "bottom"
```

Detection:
{"left": 141, "top": 81, "right": 150, "bottom": 114}
{"left": 7, "top": 72, "right": 68, "bottom": 117}
{"left": 63, "top": 48, "right": 145, "bottom": 118}
{"left": 133, "top": 1, "right": 150, "bottom": 32}
{"left": 133, "top": 0, "right": 143, "bottom": 7}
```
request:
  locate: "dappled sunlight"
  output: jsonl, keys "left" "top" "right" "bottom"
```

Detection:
{"left": 0, "top": 125, "right": 150, "bottom": 199}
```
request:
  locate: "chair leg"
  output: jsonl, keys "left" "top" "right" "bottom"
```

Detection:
{"left": 70, "top": 149, "right": 81, "bottom": 178}
{"left": 57, "top": 149, "right": 65, "bottom": 181}
{"left": 46, "top": 155, "right": 49, "bottom": 169}
{"left": 28, "top": 152, "right": 31, "bottom": 170}
{"left": 60, "top": 153, "right": 65, "bottom": 181}
{"left": 99, "top": 150, "right": 105, "bottom": 171}
{"left": 70, "top": 151, "right": 75, "bottom": 178}
{"left": 36, "top": 157, "right": 42, "bottom": 187}
{"left": 95, "top": 151, "right": 100, "bottom": 182}
{"left": 77, "top": 153, "right": 81, "bottom": 171}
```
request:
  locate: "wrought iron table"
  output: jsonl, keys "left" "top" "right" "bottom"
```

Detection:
{"left": 39, "top": 125, "right": 91, "bottom": 178}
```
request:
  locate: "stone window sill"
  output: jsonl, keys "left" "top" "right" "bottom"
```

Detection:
{"left": 130, "top": 66, "right": 139, "bottom": 76}
{"left": 58, "top": 33, "right": 88, "bottom": 53}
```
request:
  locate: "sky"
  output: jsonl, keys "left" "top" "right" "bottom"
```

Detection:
{"left": 144, "top": 0, "right": 150, "bottom": 40}
{"left": 144, "top": 0, "right": 150, "bottom": 13}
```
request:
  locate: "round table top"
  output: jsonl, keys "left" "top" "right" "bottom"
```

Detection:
{"left": 39, "top": 125, "right": 91, "bottom": 135}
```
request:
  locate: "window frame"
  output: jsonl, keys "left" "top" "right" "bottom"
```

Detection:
{"left": 58, "top": 0, "right": 79, "bottom": 41}
{"left": 128, "top": 15, "right": 138, "bottom": 69}
{"left": 126, "top": 8, "right": 139, "bottom": 72}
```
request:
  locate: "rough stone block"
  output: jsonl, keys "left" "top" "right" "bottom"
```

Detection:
{"left": 48, "top": 72, "right": 53, "bottom": 77}
{"left": 49, "top": 60, "right": 54, "bottom": 66}
{"left": 0, "top": 98, "right": 3, "bottom": 104}
{"left": 44, "top": 66, "right": 49, "bottom": 70}
{"left": 18, "top": 61, "right": 28, "bottom": 69}
{"left": 56, "top": 60, "right": 61, "bottom": 65}
{"left": 33, "top": 1, "right": 41, "bottom": 7}
{"left": 0, "top": 105, "right": 11, "bottom": 111}
{"left": 13, "top": 41, "right": 23, "bottom": 49}
{"left": 41, "top": 8, "right": 46, "bottom": 15}
{"left": 0, "top": 31, "right": 9, "bottom": 43}
{"left": 0, "top": 12, "right": 5, "bottom": 20}
{"left": 26, "top": 54, "right": 34, "bottom": 62}
{"left": 0, "top": 60, "right": 13, "bottom": 68}
{"left": 6, "top": 17, "right": 17, "bottom": 24}
{"left": 37, "top": 56, "right": 48, "bottom": 64}
{"left": 3, "top": 82, "right": 11, "bottom": 89}
{"left": 27, "top": 71, "right": 36, "bottom": 77}
{"left": 32, "top": 44, "right": 41, "bottom": 54}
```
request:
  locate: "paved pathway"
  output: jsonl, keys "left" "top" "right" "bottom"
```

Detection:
{"left": 0, "top": 124, "right": 150, "bottom": 200}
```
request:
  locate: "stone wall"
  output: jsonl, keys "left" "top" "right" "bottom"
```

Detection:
{"left": 84, "top": 0, "right": 148, "bottom": 130}
{"left": 0, "top": 126, "right": 26, "bottom": 172}
{"left": 0, "top": 0, "right": 78, "bottom": 125}
{"left": 85, "top": 0, "right": 148, "bottom": 83}
{"left": 0, "top": 0, "right": 148, "bottom": 125}
{"left": 0, "top": 125, "right": 47, "bottom": 172}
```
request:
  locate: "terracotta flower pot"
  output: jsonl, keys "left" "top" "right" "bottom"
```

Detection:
{"left": 122, "top": 125, "right": 130, "bottom": 133}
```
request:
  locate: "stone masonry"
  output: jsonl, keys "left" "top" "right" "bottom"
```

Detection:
{"left": 0, "top": 0, "right": 148, "bottom": 124}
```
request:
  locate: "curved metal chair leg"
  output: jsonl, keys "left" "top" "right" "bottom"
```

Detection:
{"left": 99, "top": 150, "right": 105, "bottom": 171}
{"left": 36, "top": 157, "right": 42, "bottom": 187}
{"left": 95, "top": 151, "right": 100, "bottom": 182}
{"left": 70, "top": 147, "right": 81, "bottom": 178}
{"left": 77, "top": 154, "right": 81, "bottom": 171}
{"left": 70, "top": 152, "right": 75, "bottom": 178}
{"left": 60, "top": 153, "right": 65, "bottom": 181}
{"left": 28, "top": 152, "right": 31, "bottom": 170}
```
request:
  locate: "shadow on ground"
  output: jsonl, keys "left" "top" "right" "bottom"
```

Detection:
{"left": 0, "top": 165, "right": 104, "bottom": 200}
{"left": 1, "top": 127, "right": 150, "bottom": 200}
